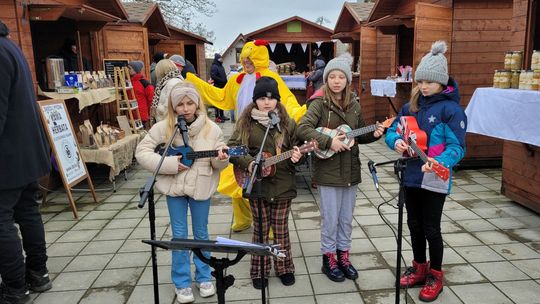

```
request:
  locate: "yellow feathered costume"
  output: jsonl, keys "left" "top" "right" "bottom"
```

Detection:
{"left": 186, "top": 40, "right": 306, "bottom": 231}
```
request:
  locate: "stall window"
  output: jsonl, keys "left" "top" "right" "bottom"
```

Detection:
{"left": 397, "top": 25, "right": 414, "bottom": 68}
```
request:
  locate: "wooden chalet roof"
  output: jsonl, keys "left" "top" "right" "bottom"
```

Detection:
{"left": 167, "top": 25, "right": 213, "bottom": 45}
{"left": 367, "top": 0, "right": 400, "bottom": 22}
{"left": 123, "top": 2, "right": 170, "bottom": 39}
{"left": 245, "top": 16, "right": 333, "bottom": 42}
{"left": 334, "top": 2, "right": 375, "bottom": 33}
{"left": 28, "top": 0, "right": 127, "bottom": 22}
{"left": 222, "top": 34, "right": 247, "bottom": 57}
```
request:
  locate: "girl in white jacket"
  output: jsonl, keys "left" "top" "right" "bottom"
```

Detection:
{"left": 136, "top": 82, "right": 228, "bottom": 303}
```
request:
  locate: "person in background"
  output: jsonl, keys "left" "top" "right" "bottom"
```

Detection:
{"left": 128, "top": 60, "right": 154, "bottom": 129}
{"left": 0, "top": 21, "right": 53, "bottom": 304}
{"left": 385, "top": 41, "right": 466, "bottom": 302}
{"left": 297, "top": 56, "right": 384, "bottom": 283}
{"left": 151, "top": 59, "right": 183, "bottom": 122}
{"left": 150, "top": 52, "right": 167, "bottom": 86}
{"left": 210, "top": 53, "right": 229, "bottom": 122}
{"left": 136, "top": 82, "right": 228, "bottom": 303}
{"left": 59, "top": 37, "right": 90, "bottom": 72}
{"left": 308, "top": 59, "right": 326, "bottom": 92}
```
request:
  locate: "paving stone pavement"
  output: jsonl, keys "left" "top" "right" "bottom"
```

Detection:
{"left": 23, "top": 120, "right": 540, "bottom": 303}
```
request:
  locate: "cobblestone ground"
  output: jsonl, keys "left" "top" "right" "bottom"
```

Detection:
{"left": 29, "top": 120, "right": 540, "bottom": 304}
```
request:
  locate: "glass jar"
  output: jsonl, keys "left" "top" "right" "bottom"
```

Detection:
{"left": 493, "top": 70, "right": 500, "bottom": 88}
{"left": 511, "top": 51, "right": 523, "bottom": 70}
{"left": 504, "top": 52, "right": 513, "bottom": 70}
{"left": 499, "top": 70, "right": 511, "bottom": 89}
{"left": 519, "top": 70, "right": 527, "bottom": 89}
{"left": 532, "top": 70, "right": 540, "bottom": 91}
{"left": 532, "top": 50, "right": 540, "bottom": 70}
{"left": 511, "top": 70, "right": 520, "bottom": 89}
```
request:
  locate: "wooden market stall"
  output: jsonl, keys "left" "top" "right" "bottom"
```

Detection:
{"left": 332, "top": 2, "right": 384, "bottom": 123}
{"left": 152, "top": 25, "right": 213, "bottom": 81}
{"left": 365, "top": 0, "right": 519, "bottom": 166}
{"left": 244, "top": 16, "right": 334, "bottom": 104}
{"left": 102, "top": 1, "right": 170, "bottom": 78}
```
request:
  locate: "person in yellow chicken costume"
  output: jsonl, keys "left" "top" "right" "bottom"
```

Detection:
{"left": 186, "top": 40, "right": 306, "bottom": 231}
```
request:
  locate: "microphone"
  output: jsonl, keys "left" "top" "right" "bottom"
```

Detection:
{"left": 268, "top": 111, "right": 281, "bottom": 133}
{"left": 177, "top": 115, "right": 187, "bottom": 132}
{"left": 368, "top": 160, "right": 379, "bottom": 191}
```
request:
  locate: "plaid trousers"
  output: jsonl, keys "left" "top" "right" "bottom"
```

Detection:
{"left": 249, "top": 198, "right": 295, "bottom": 279}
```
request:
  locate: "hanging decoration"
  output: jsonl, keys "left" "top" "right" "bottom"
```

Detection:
{"left": 316, "top": 41, "right": 323, "bottom": 48}
{"left": 269, "top": 43, "right": 277, "bottom": 53}
{"left": 301, "top": 43, "right": 308, "bottom": 52}
{"left": 284, "top": 43, "right": 292, "bottom": 53}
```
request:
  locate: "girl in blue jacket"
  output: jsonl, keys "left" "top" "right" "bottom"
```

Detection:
{"left": 385, "top": 41, "right": 467, "bottom": 302}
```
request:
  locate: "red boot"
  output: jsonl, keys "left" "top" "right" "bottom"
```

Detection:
{"left": 419, "top": 269, "right": 444, "bottom": 302}
{"left": 400, "top": 260, "right": 429, "bottom": 288}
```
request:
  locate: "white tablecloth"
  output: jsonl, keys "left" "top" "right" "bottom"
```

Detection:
{"left": 39, "top": 87, "right": 116, "bottom": 112}
{"left": 370, "top": 79, "right": 397, "bottom": 97}
{"left": 280, "top": 75, "right": 307, "bottom": 90}
{"left": 465, "top": 88, "right": 540, "bottom": 147}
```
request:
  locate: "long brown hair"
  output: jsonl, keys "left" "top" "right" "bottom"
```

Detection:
{"left": 322, "top": 83, "right": 353, "bottom": 110}
{"left": 409, "top": 86, "right": 421, "bottom": 113}
{"left": 235, "top": 102, "right": 289, "bottom": 146}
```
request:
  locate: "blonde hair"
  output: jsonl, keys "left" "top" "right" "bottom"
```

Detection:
{"left": 409, "top": 86, "right": 421, "bottom": 112}
{"left": 155, "top": 59, "right": 178, "bottom": 82}
{"left": 164, "top": 82, "right": 211, "bottom": 139}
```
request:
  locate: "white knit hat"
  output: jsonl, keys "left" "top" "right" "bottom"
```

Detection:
{"left": 323, "top": 55, "right": 353, "bottom": 84}
{"left": 170, "top": 82, "right": 200, "bottom": 109}
{"left": 414, "top": 41, "right": 449, "bottom": 86}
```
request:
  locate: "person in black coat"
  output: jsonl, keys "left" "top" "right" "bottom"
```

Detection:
{"left": 59, "top": 37, "right": 90, "bottom": 72}
{"left": 210, "top": 53, "right": 229, "bottom": 122}
{"left": 0, "top": 21, "right": 53, "bottom": 303}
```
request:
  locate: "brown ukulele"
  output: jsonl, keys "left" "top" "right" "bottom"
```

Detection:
{"left": 233, "top": 140, "right": 318, "bottom": 188}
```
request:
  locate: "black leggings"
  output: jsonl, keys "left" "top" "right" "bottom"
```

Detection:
{"left": 405, "top": 187, "right": 446, "bottom": 271}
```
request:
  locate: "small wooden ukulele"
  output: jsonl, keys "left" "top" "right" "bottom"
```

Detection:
{"left": 314, "top": 117, "right": 395, "bottom": 159}
{"left": 397, "top": 116, "right": 450, "bottom": 181}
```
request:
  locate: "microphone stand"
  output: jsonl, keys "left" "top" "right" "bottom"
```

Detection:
{"left": 138, "top": 117, "right": 187, "bottom": 304}
{"left": 244, "top": 120, "right": 275, "bottom": 304}
{"left": 370, "top": 157, "right": 416, "bottom": 304}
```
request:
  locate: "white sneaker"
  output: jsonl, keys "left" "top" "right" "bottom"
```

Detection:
{"left": 175, "top": 287, "right": 194, "bottom": 303}
{"left": 197, "top": 282, "right": 216, "bottom": 298}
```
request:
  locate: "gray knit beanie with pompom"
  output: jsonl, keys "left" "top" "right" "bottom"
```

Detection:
{"left": 414, "top": 41, "right": 449, "bottom": 85}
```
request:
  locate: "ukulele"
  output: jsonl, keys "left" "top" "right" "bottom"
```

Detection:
{"left": 154, "top": 144, "right": 249, "bottom": 167}
{"left": 233, "top": 140, "right": 318, "bottom": 188}
{"left": 314, "top": 117, "right": 395, "bottom": 159}
{"left": 396, "top": 116, "right": 450, "bottom": 181}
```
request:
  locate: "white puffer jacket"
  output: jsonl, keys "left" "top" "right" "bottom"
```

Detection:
{"left": 135, "top": 113, "right": 228, "bottom": 200}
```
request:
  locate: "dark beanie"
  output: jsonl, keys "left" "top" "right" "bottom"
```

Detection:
{"left": 0, "top": 21, "right": 9, "bottom": 37}
{"left": 252, "top": 76, "right": 280, "bottom": 102}
{"left": 128, "top": 61, "right": 144, "bottom": 73}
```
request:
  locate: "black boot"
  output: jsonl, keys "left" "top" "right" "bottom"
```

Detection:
{"left": 0, "top": 283, "right": 32, "bottom": 304}
{"left": 337, "top": 249, "right": 358, "bottom": 280}
{"left": 26, "top": 269, "right": 52, "bottom": 292}
{"left": 322, "top": 252, "right": 345, "bottom": 282}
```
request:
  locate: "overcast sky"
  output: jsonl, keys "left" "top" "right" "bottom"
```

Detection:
{"left": 198, "top": 0, "right": 352, "bottom": 53}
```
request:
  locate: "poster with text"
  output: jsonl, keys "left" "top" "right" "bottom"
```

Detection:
{"left": 41, "top": 102, "right": 87, "bottom": 184}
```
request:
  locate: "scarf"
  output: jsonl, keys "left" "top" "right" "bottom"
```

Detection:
{"left": 250, "top": 108, "right": 283, "bottom": 151}
{"left": 151, "top": 70, "right": 183, "bottom": 109}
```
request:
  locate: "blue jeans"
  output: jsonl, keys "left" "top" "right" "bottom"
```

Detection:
{"left": 166, "top": 196, "right": 212, "bottom": 288}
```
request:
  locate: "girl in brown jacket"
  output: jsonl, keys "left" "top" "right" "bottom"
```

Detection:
{"left": 136, "top": 82, "right": 228, "bottom": 303}
{"left": 228, "top": 77, "right": 302, "bottom": 290}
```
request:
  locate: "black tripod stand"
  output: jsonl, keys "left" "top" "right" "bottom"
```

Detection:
{"left": 369, "top": 157, "right": 415, "bottom": 304}
{"left": 138, "top": 116, "right": 188, "bottom": 304}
